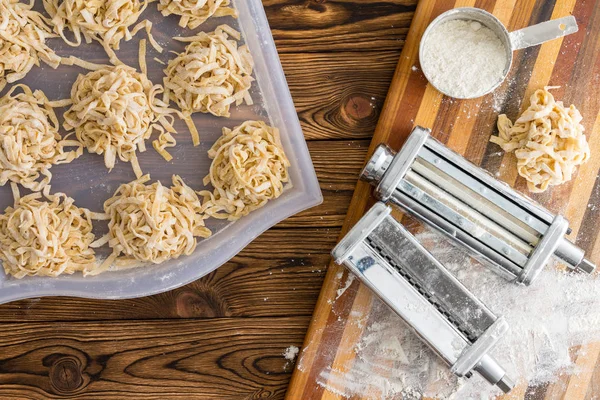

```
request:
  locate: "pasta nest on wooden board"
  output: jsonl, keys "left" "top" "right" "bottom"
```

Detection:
{"left": 157, "top": 0, "right": 237, "bottom": 29}
{"left": 164, "top": 24, "right": 254, "bottom": 118}
{"left": 0, "top": 84, "right": 82, "bottom": 191}
{"left": 91, "top": 174, "right": 212, "bottom": 273}
{"left": 42, "top": 0, "right": 162, "bottom": 64}
{"left": 63, "top": 64, "right": 179, "bottom": 178}
{"left": 491, "top": 86, "right": 590, "bottom": 193}
{"left": 0, "top": 0, "right": 61, "bottom": 91}
{"left": 199, "top": 120, "right": 290, "bottom": 221}
{"left": 0, "top": 185, "right": 101, "bottom": 278}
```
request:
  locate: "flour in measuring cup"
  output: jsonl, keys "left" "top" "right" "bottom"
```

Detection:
{"left": 421, "top": 19, "right": 508, "bottom": 98}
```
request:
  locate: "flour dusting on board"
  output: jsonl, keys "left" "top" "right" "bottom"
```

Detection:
{"left": 314, "top": 228, "right": 600, "bottom": 399}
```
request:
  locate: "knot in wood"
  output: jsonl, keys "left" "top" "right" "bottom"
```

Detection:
{"left": 176, "top": 290, "right": 230, "bottom": 318}
{"left": 343, "top": 94, "right": 375, "bottom": 122}
{"left": 50, "top": 356, "right": 84, "bottom": 394}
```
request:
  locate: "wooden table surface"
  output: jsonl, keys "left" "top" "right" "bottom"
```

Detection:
{"left": 0, "top": 1, "right": 417, "bottom": 399}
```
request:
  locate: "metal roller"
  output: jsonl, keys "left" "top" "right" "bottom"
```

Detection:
{"left": 332, "top": 202, "right": 514, "bottom": 393}
{"left": 361, "top": 126, "right": 596, "bottom": 285}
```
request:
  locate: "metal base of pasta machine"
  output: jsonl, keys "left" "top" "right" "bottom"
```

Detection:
{"left": 360, "top": 126, "right": 596, "bottom": 285}
{"left": 332, "top": 202, "right": 514, "bottom": 393}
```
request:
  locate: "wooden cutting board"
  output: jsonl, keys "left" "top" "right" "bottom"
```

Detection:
{"left": 286, "top": 0, "right": 600, "bottom": 399}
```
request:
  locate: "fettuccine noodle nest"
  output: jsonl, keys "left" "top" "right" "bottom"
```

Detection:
{"left": 93, "top": 175, "right": 212, "bottom": 272}
{"left": 164, "top": 24, "right": 254, "bottom": 118}
{"left": 158, "top": 0, "right": 237, "bottom": 29}
{"left": 43, "top": 0, "right": 161, "bottom": 64}
{"left": 199, "top": 120, "right": 290, "bottom": 221}
{"left": 0, "top": 185, "right": 101, "bottom": 278}
{"left": 0, "top": 0, "right": 61, "bottom": 91}
{"left": 0, "top": 84, "right": 82, "bottom": 191}
{"left": 491, "top": 87, "right": 590, "bottom": 193}
{"left": 63, "top": 64, "right": 178, "bottom": 178}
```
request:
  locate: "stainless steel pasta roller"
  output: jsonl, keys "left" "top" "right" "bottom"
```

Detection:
{"left": 361, "top": 126, "right": 596, "bottom": 285}
{"left": 332, "top": 202, "right": 514, "bottom": 393}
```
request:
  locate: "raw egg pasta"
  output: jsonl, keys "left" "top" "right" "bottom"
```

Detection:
{"left": 92, "top": 175, "right": 212, "bottom": 274}
{"left": 0, "top": 84, "right": 82, "bottom": 191}
{"left": 63, "top": 64, "right": 179, "bottom": 178}
{"left": 0, "top": 0, "right": 61, "bottom": 91}
{"left": 164, "top": 24, "right": 254, "bottom": 120}
{"left": 491, "top": 87, "right": 590, "bottom": 193}
{"left": 158, "top": 0, "right": 237, "bottom": 29}
{"left": 43, "top": 0, "right": 162, "bottom": 64}
{"left": 199, "top": 120, "right": 290, "bottom": 221}
{"left": 0, "top": 184, "right": 103, "bottom": 278}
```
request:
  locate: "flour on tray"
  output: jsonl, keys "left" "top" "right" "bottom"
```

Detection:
{"left": 316, "top": 227, "right": 600, "bottom": 399}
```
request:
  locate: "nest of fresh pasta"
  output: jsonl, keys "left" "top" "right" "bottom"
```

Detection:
{"left": 200, "top": 120, "right": 290, "bottom": 221}
{"left": 91, "top": 175, "right": 212, "bottom": 274}
{"left": 63, "top": 64, "right": 179, "bottom": 178}
{"left": 0, "top": 0, "right": 61, "bottom": 91}
{"left": 0, "top": 85, "right": 82, "bottom": 191}
{"left": 43, "top": 0, "right": 162, "bottom": 64}
{"left": 491, "top": 87, "right": 590, "bottom": 193}
{"left": 0, "top": 185, "right": 102, "bottom": 278}
{"left": 164, "top": 25, "right": 254, "bottom": 118}
{"left": 158, "top": 0, "right": 237, "bottom": 29}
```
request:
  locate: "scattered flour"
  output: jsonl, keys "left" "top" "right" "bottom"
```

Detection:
{"left": 316, "top": 227, "right": 600, "bottom": 399}
{"left": 421, "top": 19, "right": 508, "bottom": 98}
{"left": 336, "top": 274, "right": 356, "bottom": 300}
{"left": 284, "top": 345, "right": 300, "bottom": 362}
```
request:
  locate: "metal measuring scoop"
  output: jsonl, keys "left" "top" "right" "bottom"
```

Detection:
{"left": 419, "top": 8, "right": 579, "bottom": 99}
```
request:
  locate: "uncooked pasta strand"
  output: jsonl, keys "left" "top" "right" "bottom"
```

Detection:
{"left": 92, "top": 174, "right": 212, "bottom": 273}
{"left": 0, "top": 185, "right": 101, "bottom": 278}
{"left": 60, "top": 56, "right": 108, "bottom": 71}
{"left": 158, "top": 0, "right": 237, "bottom": 29}
{"left": 0, "top": 0, "right": 62, "bottom": 91}
{"left": 152, "top": 131, "right": 176, "bottom": 162}
{"left": 0, "top": 84, "right": 83, "bottom": 191}
{"left": 164, "top": 24, "right": 254, "bottom": 120}
{"left": 63, "top": 64, "right": 181, "bottom": 177}
{"left": 490, "top": 86, "right": 590, "bottom": 193}
{"left": 199, "top": 120, "right": 290, "bottom": 221}
{"left": 139, "top": 38, "right": 147, "bottom": 75}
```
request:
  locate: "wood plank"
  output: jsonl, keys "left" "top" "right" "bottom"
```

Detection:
{"left": 0, "top": 317, "right": 309, "bottom": 399}
{"left": 281, "top": 139, "right": 370, "bottom": 227}
{"left": 282, "top": 52, "right": 400, "bottom": 140}
{"left": 265, "top": 0, "right": 417, "bottom": 53}
{"left": 0, "top": 228, "right": 337, "bottom": 322}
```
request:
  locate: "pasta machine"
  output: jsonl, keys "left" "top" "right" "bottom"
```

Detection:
{"left": 332, "top": 202, "right": 514, "bottom": 393}
{"left": 361, "top": 126, "right": 596, "bottom": 285}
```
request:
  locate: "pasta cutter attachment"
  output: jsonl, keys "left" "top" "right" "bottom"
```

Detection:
{"left": 332, "top": 202, "right": 514, "bottom": 393}
{"left": 361, "top": 126, "right": 596, "bottom": 285}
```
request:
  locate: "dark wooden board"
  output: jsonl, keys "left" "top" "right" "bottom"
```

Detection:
{"left": 0, "top": 317, "right": 309, "bottom": 399}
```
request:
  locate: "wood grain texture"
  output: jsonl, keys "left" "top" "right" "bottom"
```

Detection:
{"left": 0, "top": 317, "right": 309, "bottom": 399}
{"left": 282, "top": 52, "right": 399, "bottom": 140}
{"left": 279, "top": 139, "right": 370, "bottom": 227}
{"left": 288, "top": 0, "right": 600, "bottom": 399}
{"left": 266, "top": 0, "right": 416, "bottom": 53}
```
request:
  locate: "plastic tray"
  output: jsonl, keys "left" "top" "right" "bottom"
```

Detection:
{"left": 0, "top": 0, "right": 322, "bottom": 303}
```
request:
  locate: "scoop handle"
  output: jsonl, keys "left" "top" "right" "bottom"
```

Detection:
{"left": 509, "top": 16, "right": 578, "bottom": 51}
